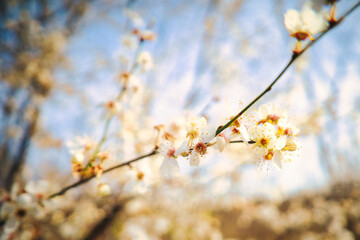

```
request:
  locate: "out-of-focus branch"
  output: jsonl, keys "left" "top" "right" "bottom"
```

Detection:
{"left": 37, "top": 0, "right": 72, "bottom": 23}
{"left": 4, "top": 106, "right": 39, "bottom": 191}
{"left": 47, "top": 149, "right": 158, "bottom": 199}
{"left": 215, "top": 1, "right": 360, "bottom": 136}
{"left": 65, "top": 0, "right": 95, "bottom": 35}
{"left": 82, "top": 199, "right": 129, "bottom": 240}
{"left": 0, "top": 0, "right": 96, "bottom": 192}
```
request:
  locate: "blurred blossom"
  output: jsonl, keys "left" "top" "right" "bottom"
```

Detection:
{"left": 137, "top": 51, "right": 154, "bottom": 72}
{"left": 123, "top": 8, "right": 145, "bottom": 28}
{"left": 97, "top": 183, "right": 111, "bottom": 197}
{"left": 122, "top": 167, "right": 153, "bottom": 194}
{"left": 122, "top": 34, "right": 138, "bottom": 49}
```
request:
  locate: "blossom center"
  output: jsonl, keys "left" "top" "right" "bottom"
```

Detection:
{"left": 137, "top": 171, "right": 144, "bottom": 181}
{"left": 260, "top": 138, "right": 269, "bottom": 147}
{"left": 293, "top": 31, "right": 309, "bottom": 41}
{"left": 167, "top": 148, "right": 176, "bottom": 158}
{"left": 232, "top": 128, "right": 240, "bottom": 135}
{"left": 187, "top": 131, "right": 199, "bottom": 140}
{"left": 230, "top": 117, "right": 241, "bottom": 127}
{"left": 195, "top": 142, "right": 207, "bottom": 155}
{"left": 284, "top": 128, "right": 293, "bottom": 136}
{"left": 264, "top": 151, "right": 274, "bottom": 160}
{"left": 267, "top": 114, "right": 280, "bottom": 124}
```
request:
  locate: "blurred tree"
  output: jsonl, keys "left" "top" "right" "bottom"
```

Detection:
{"left": 0, "top": 0, "right": 93, "bottom": 191}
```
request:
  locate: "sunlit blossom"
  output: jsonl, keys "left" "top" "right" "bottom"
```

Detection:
{"left": 137, "top": 51, "right": 154, "bottom": 72}
{"left": 185, "top": 116, "right": 207, "bottom": 143}
{"left": 158, "top": 140, "right": 180, "bottom": 178}
{"left": 123, "top": 8, "right": 145, "bottom": 27}
{"left": 249, "top": 104, "right": 300, "bottom": 169}
{"left": 284, "top": 2, "right": 328, "bottom": 41}
{"left": 250, "top": 122, "right": 287, "bottom": 157}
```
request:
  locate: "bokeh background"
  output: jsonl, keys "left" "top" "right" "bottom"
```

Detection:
{"left": 1, "top": 0, "right": 360, "bottom": 239}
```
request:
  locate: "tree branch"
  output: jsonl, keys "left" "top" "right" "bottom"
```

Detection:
{"left": 82, "top": 200, "right": 128, "bottom": 240}
{"left": 215, "top": 1, "right": 360, "bottom": 136}
{"left": 47, "top": 149, "right": 157, "bottom": 199}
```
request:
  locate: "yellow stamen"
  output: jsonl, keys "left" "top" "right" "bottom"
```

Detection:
{"left": 284, "top": 139, "right": 297, "bottom": 151}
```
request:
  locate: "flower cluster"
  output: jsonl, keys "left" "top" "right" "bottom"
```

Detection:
{"left": 67, "top": 136, "right": 110, "bottom": 179}
{"left": 156, "top": 103, "right": 300, "bottom": 177}
{"left": 249, "top": 104, "right": 299, "bottom": 169}
{"left": 123, "top": 8, "right": 156, "bottom": 43}
{"left": 156, "top": 116, "right": 212, "bottom": 178}
{"left": 214, "top": 116, "right": 250, "bottom": 152}
{"left": 183, "top": 116, "right": 213, "bottom": 166}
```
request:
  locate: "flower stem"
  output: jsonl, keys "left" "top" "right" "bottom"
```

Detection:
{"left": 48, "top": 149, "right": 158, "bottom": 199}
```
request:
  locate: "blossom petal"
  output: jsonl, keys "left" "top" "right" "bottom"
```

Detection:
{"left": 284, "top": 9, "right": 302, "bottom": 34}
{"left": 258, "top": 104, "right": 272, "bottom": 119}
{"left": 274, "top": 152, "right": 283, "bottom": 170}
{"left": 160, "top": 157, "right": 180, "bottom": 178}
{"left": 301, "top": 3, "right": 328, "bottom": 35}
{"left": 239, "top": 125, "right": 251, "bottom": 143}
{"left": 215, "top": 136, "right": 226, "bottom": 152}
{"left": 189, "top": 154, "right": 200, "bottom": 166}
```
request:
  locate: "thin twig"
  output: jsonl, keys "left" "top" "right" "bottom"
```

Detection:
{"left": 92, "top": 116, "right": 113, "bottom": 158}
{"left": 229, "top": 140, "right": 256, "bottom": 144}
{"left": 215, "top": 2, "right": 360, "bottom": 136}
{"left": 48, "top": 140, "right": 253, "bottom": 199}
{"left": 48, "top": 25, "right": 151, "bottom": 199}
{"left": 47, "top": 150, "right": 157, "bottom": 199}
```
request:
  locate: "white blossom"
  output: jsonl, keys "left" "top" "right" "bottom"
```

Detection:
{"left": 250, "top": 104, "right": 300, "bottom": 169}
{"left": 274, "top": 139, "right": 299, "bottom": 169}
{"left": 66, "top": 136, "right": 96, "bottom": 165}
{"left": 257, "top": 104, "right": 288, "bottom": 127}
{"left": 122, "top": 34, "right": 138, "bottom": 49}
{"left": 185, "top": 116, "right": 207, "bottom": 144}
{"left": 214, "top": 135, "right": 227, "bottom": 152}
{"left": 122, "top": 168, "right": 152, "bottom": 194}
{"left": 283, "top": 122, "right": 300, "bottom": 136}
{"left": 25, "top": 180, "right": 49, "bottom": 202}
{"left": 249, "top": 122, "right": 287, "bottom": 158}
{"left": 66, "top": 136, "right": 96, "bottom": 153}
{"left": 70, "top": 149, "right": 85, "bottom": 164}
{"left": 158, "top": 141, "right": 180, "bottom": 178}
{"left": 184, "top": 116, "right": 212, "bottom": 166}
{"left": 123, "top": 8, "right": 145, "bottom": 27}
{"left": 284, "top": 2, "right": 328, "bottom": 40}
{"left": 137, "top": 51, "right": 154, "bottom": 72}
